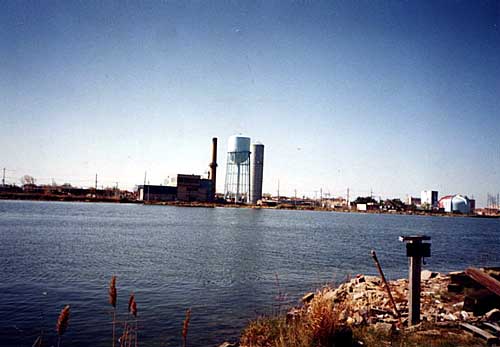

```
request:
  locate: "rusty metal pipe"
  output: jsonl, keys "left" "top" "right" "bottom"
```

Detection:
{"left": 371, "top": 250, "right": 401, "bottom": 322}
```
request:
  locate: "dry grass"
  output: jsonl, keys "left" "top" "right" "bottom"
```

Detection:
{"left": 241, "top": 287, "right": 352, "bottom": 347}
{"left": 119, "top": 322, "right": 131, "bottom": 347}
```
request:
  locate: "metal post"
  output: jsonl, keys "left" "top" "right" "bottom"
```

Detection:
{"left": 409, "top": 245, "right": 422, "bottom": 325}
{"left": 236, "top": 164, "right": 240, "bottom": 203}
{"left": 399, "top": 235, "right": 431, "bottom": 326}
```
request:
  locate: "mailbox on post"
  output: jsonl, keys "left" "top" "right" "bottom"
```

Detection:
{"left": 399, "top": 235, "right": 431, "bottom": 326}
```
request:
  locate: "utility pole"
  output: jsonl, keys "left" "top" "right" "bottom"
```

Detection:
{"left": 294, "top": 189, "right": 297, "bottom": 206}
{"left": 143, "top": 171, "right": 147, "bottom": 202}
{"left": 95, "top": 174, "right": 98, "bottom": 191}
{"left": 347, "top": 187, "right": 350, "bottom": 210}
{"left": 320, "top": 188, "right": 323, "bottom": 201}
{"left": 147, "top": 180, "right": 150, "bottom": 201}
{"left": 277, "top": 179, "right": 280, "bottom": 202}
{"left": 2, "top": 168, "right": 5, "bottom": 186}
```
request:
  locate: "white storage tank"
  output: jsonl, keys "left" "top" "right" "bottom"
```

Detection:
{"left": 451, "top": 195, "right": 470, "bottom": 214}
{"left": 250, "top": 143, "right": 264, "bottom": 204}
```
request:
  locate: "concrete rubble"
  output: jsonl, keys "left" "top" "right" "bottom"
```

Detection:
{"left": 311, "top": 271, "right": 500, "bottom": 328}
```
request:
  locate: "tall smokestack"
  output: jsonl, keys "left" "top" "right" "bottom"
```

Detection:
{"left": 209, "top": 137, "right": 218, "bottom": 201}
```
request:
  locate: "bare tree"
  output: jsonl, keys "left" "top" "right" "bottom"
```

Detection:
{"left": 20, "top": 175, "right": 35, "bottom": 185}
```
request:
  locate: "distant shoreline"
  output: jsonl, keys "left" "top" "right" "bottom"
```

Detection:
{"left": 1, "top": 194, "right": 498, "bottom": 219}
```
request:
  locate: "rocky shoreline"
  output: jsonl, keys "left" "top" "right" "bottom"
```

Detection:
{"left": 221, "top": 268, "right": 500, "bottom": 347}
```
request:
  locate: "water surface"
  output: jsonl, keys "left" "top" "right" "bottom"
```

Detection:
{"left": 0, "top": 200, "right": 499, "bottom": 346}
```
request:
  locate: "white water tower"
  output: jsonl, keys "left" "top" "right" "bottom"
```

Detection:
{"left": 224, "top": 135, "right": 251, "bottom": 203}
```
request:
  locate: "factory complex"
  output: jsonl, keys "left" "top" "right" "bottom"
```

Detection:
{"left": 137, "top": 135, "right": 265, "bottom": 205}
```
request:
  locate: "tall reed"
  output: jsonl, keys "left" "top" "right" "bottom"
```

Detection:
{"left": 56, "top": 305, "right": 70, "bottom": 347}
{"left": 182, "top": 308, "right": 191, "bottom": 347}
{"left": 128, "top": 292, "right": 138, "bottom": 347}
{"left": 119, "top": 322, "right": 130, "bottom": 347}
{"left": 109, "top": 276, "right": 117, "bottom": 347}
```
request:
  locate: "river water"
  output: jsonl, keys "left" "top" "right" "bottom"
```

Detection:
{"left": 0, "top": 200, "right": 499, "bottom": 346}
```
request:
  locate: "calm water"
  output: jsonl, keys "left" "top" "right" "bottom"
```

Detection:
{"left": 0, "top": 200, "right": 499, "bottom": 346}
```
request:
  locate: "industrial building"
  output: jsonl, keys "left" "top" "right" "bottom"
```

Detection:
{"left": 138, "top": 175, "right": 212, "bottom": 203}
{"left": 138, "top": 185, "right": 177, "bottom": 202}
{"left": 176, "top": 174, "right": 212, "bottom": 202}
{"left": 224, "top": 135, "right": 265, "bottom": 204}
{"left": 421, "top": 190, "right": 438, "bottom": 209}
{"left": 438, "top": 194, "right": 474, "bottom": 214}
{"left": 136, "top": 135, "right": 265, "bottom": 204}
{"left": 138, "top": 137, "right": 218, "bottom": 203}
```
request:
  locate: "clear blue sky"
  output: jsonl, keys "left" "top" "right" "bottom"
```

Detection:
{"left": 1, "top": 1, "right": 499, "bottom": 206}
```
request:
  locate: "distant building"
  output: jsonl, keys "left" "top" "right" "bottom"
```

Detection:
{"left": 406, "top": 196, "right": 421, "bottom": 206}
{"left": 421, "top": 190, "right": 438, "bottom": 209}
{"left": 438, "top": 194, "right": 472, "bottom": 214}
{"left": 357, "top": 203, "right": 378, "bottom": 211}
{"left": 138, "top": 185, "right": 177, "bottom": 202}
{"left": 469, "top": 199, "right": 475, "bottom": 213}
{"left": 176, "top": 174, "right": 212, "bottom": 202}
{"left": 322, "top": 198, "right": 347, "bottom": 209}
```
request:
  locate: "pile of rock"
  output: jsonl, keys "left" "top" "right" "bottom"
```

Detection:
{"left": 300, "top": 269, "right": 500, "bottom": 330}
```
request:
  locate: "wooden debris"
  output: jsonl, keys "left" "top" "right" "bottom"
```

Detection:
{"left": 483, "top": 322, "right": 500, "bottom": 333}
{"left": 465, "top": 268, "right": 500, "bottom": 297}
{"left": 460, "top": 322, "right": 499, "bottom": 345}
